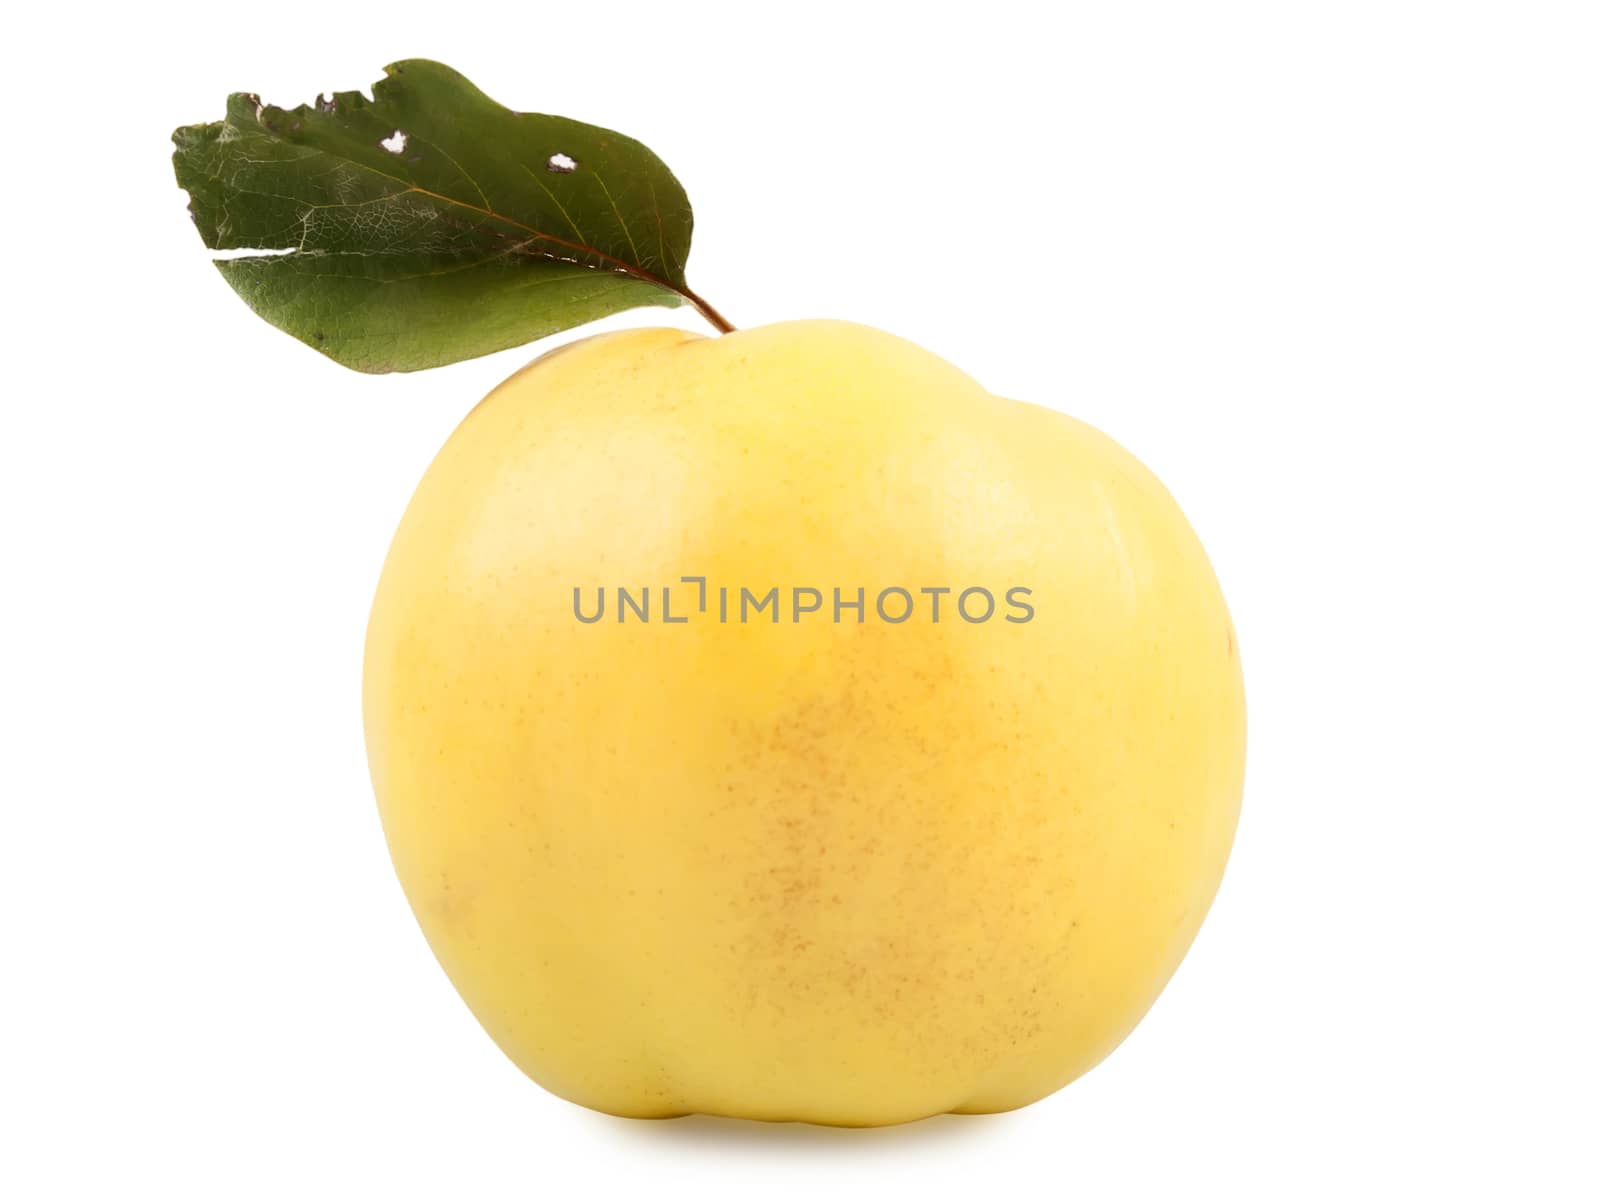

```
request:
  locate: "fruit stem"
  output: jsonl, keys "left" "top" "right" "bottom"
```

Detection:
{"left": 681, "top": 287, "right": 736, "bottom": 334}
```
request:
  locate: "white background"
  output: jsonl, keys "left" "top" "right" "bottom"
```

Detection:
{"left": 4, "top": 2, "right": 1597, "bottom": 1195}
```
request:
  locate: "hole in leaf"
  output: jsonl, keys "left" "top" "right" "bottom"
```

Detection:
{"left": 316, "top": 93, "right": 336, "bottom": 114}
{"left": 546, "top": 152, "right": 578, "bottom": 174}
{"left": 380, "top": 130, "right": 408, "bottom": 154}
{"left": 210, "top": 246, "right": 296, "bottom": 260}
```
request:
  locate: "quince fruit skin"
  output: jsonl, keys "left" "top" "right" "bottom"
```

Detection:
{"left": 363, "top": 319, "right": 1244, "bottom": 1127}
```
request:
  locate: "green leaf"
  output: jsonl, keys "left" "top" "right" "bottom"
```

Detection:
{"left": 172, "top": 60, "right": 725, "bottom": 373}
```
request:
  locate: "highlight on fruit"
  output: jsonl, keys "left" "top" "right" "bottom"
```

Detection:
{"left": 173, "top": 60, "right": 1246, "bottom": 1129}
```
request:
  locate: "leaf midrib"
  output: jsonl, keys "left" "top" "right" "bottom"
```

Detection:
{"left": 232, "top": 127, "right": 686, "bottom": 299}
